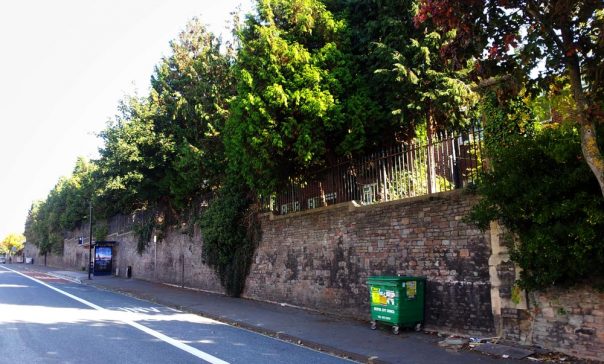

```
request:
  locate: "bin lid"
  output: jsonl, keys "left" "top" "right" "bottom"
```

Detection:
{"left": 367, "top": 275, "right": 426, "bottom": 285}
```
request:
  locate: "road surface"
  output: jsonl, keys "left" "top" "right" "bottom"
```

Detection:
{"left": 0, "top": 265, "right": 354, "bottom": 364}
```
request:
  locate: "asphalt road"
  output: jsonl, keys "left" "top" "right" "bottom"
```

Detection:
{"left": 0, "top": 265, "right": 354, "bottom": 364}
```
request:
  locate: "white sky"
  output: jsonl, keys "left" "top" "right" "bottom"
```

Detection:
{"left": 0, "top": 0, "right": 254, "bottom": 240}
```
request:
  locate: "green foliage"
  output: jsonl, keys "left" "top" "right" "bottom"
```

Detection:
{"left": 511, "top": 284, "right": 522, "bottom": 305}
{"left": 387, "top": 27, "right": 479, "bottom": 132}
{"left": 24, "top": 202, "right": 41, "bottom": 249}
{"left": 226, "top": 0, "right": 373, "bottom": 194}
{"left": 468, "top": 92, "right": 604, "bottom": 289}
{"left": 199, "top": 179, "right": 260, "bottom": 296}
{"left": 133, "top": 214, "right": 156, "bottom": 255}
{"left": 327, "top": 0, "right": 478, "bottom": 141}
{"left": 95, "top": 18, "right": 234, "bottom": 216}
{"left": 151, "top": 18, "right": 235, "bottom": 208}
{"left": 59, "top": 158, "right": 96, "bottom": 230}
{"left": 95, "top": 95, "right": 175, "bottom": 215}
{"left": 24, "top": 19, "right": 239, "bottom": 287}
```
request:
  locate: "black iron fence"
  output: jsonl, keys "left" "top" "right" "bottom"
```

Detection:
{"left": 262, "top": 125, "right": 484, "bottom": 215}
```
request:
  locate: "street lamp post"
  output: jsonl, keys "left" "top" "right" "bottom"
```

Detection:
{"left": 88, "top": 201, "right": 93, "bottom": 280}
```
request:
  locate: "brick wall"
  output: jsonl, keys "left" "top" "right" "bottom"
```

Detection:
{"left": 244, "top": 190, "right": 496, "bottom": 335}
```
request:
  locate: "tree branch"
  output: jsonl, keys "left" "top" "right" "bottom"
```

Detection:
{"left": 524, "top": 0, "right": 565, "bottom": 54}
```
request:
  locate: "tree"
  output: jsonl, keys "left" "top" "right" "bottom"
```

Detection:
{"left": 25, "top": 19, "right": 237, "bottom": 256}
{"left": 327, "top": 0, "right": 479, "bottom": 139}
{"left": 150, "top": 18, "right": 235, "bottom": 208}
{"left": 59, "top": 157, "right": 96, "bottom": 230}
{"left": 416, "top": 0, "right": 604, "bottom": 196}
{"left": 469, "top": 92, "right": 604, "bottom": 289}
{"left": 23, "top": 201, "right": 41, "bottom": 247}
{"left": 323, "top": 0, "right": 480, "bottom": 194}
{"left": 1, "top": 233, "right": 26, "bottom": 256}
{"left": 24, "top": 200, "right": 53, "bottom": 254}
{"left": 95, "top": 18, "right": 235, "bottom": 216}
{"left": 95, "top": 95, "right": 175, "bottom": 215}
{"left": 226, "top": 0, "right": 372, "bottom": 194}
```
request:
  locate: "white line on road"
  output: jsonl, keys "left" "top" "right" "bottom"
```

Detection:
{"left": 1, "top": 266, "right": 229, "bottom": 364}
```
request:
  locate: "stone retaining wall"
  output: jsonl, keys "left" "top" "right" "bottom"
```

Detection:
{"left": 501, "top": 288, "right": 604, "bottom": 362}
{"left": 244, "top": 191, "right": 495, "bottom": 335}
{"left": 105, "top": 228, "right": 223, "bottom": 293}
{"left": 489, "top": 222, "right": 604, "bottom": 362}
{"left": 24, "top": 224, "right": 224, "bottom": 294}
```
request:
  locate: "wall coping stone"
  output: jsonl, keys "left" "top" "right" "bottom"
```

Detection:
{"left": 261, "top": 189, "right": 468, "bottom": 221}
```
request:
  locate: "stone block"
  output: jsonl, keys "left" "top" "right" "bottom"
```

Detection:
{"left": 541, "top": 307, "right": 555, "bottom": 318}
{"left": 568, "top": 315, "right": 584, "bottom": 327}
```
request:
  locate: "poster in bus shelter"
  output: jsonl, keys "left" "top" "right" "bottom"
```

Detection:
{"left": 94, "top": 246, "right": 113, "bottom": 275}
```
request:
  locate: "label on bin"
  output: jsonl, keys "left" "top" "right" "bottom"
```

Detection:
{"left": 406, "top": 281, "right": 417, "bottom": 299}
{"left": 373, "top": 307, "right": 395, "bottom": 314}
{"left": 371, "top": 287, "right": 396, "bottom": 305}
{"left": 376, "top": 314, "right": 392, "bottom": 322}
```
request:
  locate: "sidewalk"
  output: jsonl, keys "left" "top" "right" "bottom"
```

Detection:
{"left": 33, "top": 265, "right": 518, "bottom": 363}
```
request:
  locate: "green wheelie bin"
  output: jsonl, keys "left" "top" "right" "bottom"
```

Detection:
{"left": 367, "top": 276, "right": 426, "bottom": 334}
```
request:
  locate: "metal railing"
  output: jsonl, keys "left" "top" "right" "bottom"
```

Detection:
{"left": 263, "top": 125, "right": 484, "bottom": 215}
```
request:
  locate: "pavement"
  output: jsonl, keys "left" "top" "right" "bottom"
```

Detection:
{"left": 18, "top": 264, "right": 535, "bottom": 364}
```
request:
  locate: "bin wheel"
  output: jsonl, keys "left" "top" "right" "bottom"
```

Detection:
{"left": 392, "top": 326, "right": 400, "bottom": 335}
{"left": 370, "top": 321, "right": 377, "bottom": 330}
{"left": 414, "top": 323, "right": 422, "bottom": 332}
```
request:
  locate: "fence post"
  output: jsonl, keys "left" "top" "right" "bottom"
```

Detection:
{"left": 426, "top": 111, "right": 436, "bottom": 194}
{"left": 452, "top": 136, "right": 462, "bottom": 189}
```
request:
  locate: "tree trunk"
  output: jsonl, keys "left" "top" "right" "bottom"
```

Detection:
{"left": 561, "top": 24, "right": 604, "bottom": 197}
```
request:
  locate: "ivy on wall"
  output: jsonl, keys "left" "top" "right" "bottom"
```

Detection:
{"left": 199, "top": 180, "right": 261, "bottom": 296}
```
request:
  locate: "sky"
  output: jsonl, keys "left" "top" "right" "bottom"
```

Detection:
{"left": 0, "top": 0, "right": 254, "bottom": 240}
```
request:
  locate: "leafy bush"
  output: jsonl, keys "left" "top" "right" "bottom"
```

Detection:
{"left": 468, "top": 93, "right": 604, "bottom": 290}
{"left": 199, "top": 180, "right": 260, "bottom": 296}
